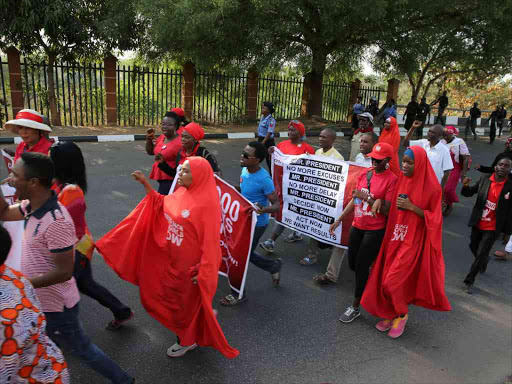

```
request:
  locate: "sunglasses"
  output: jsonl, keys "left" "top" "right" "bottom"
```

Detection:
{"left": 371, "top": 158, "right": 385, "bottom": 164}
{"left": 242, "top": 152, "right": 257, "bottom": 159}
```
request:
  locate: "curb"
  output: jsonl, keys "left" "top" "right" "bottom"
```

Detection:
{"left": 0, "top": 129, "right": 346, "bottom": 145}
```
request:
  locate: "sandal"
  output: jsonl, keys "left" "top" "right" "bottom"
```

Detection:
{"left": 494, "top": 250, "right": 510, "bottom": 260}
{"left": 300, "top": 256, "right": 318, "bottom": 266}
{"left": 220, "top": 294, "right": 247, "bottom": 307}
{"left": 312, "top": 274, "right": 336, "bottom": 285}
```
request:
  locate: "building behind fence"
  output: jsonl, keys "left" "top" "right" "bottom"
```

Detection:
{"left": 0, "top": 49, "right": 387, "bottom": 127}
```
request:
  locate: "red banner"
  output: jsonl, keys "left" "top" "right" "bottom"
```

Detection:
{"left": 2, "top": 149, "right": 14, "bottom": 174}
{"left": 170, "top": 174, "right": 256, "bottom": 299}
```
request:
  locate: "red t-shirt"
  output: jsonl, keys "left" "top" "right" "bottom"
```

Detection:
{"left": 14, "top": 137, "right": 53, "bottom": 162}
{"left": 149, "top": 135, "right": 182, "bottom": 181}
{"left": 277, "top": 140, "right": 315, "bottom": 155}
{"left": 352, "top": 168, "right": 398, "bottom": 231}
{"left": 478, "top": 174, "right": 506, "bottom": 231}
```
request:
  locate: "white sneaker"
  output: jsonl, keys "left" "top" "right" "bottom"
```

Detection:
{"left": 166, "top": 342, "right": 197, "bottom": 358}
{"left": 259, "top": 239, "right": 275, "bottom": 253}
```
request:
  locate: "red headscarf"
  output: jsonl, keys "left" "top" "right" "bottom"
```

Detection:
{"left": 288, "top": 120, "right": 305, "bottom": 137}
{"left": 378, "top": 117, "right": 400, "bottom": 176}
{"left": 361, "top": 146, "right": 451, "bottom": 319}
{"left": 183, "top": 122, "right": 205, "bottom": 141}
{"left": 170, "top": 107, "right": 185, "bottom": 118}
{"left": 96, "top": 157, "right": 239, "bottom": 358}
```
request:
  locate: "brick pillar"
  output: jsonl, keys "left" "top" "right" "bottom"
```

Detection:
{"left": 6, "top": 47, "right": 24, "bottom": 117}
{"left": 348, "top": 78, "right": 361, "bottom": 120}
{"left": 386, "top": 78, "right": 400, "bottom": 102}
{"left": 181, "top": 62, "right": 195, "bottom": 120}
{"left": 246, "top": 69, "right": 259, "bottom": 120}
{"left": 300, "top": 73, "right": 312, "bottom": 118}
{"left": 104, "top": 55, "right": 117, "bottom": 126}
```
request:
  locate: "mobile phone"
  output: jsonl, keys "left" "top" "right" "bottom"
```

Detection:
{"left": 398, "top": 194, "right": 408, "bottom": 210}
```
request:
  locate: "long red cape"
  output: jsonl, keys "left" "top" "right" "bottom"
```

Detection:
{"left": 361, "top": 146, "right": 451, "bottom": 319}
{"left": 96, "top": 157, "right": 239, "bottom": 358}
{"left": 378, "top": 117, "right": 401, "bottom": 177}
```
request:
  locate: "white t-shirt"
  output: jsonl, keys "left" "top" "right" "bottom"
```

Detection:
{"left": 409, "top": 139, "right": 454, "bottom": 184}
{"left": 440, "top": 137, "right": 470, "bottom": 165}
{"left": 355, "top": 153, "right": 372, "bottom": 168}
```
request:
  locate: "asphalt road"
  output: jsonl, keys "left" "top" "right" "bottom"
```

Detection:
{"left": 3, "top": 135, "right": 511, "bottom": 384}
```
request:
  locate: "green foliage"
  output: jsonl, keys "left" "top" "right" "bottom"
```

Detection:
{"left": 371, "top": 0, "right": 512, "bottom": 99}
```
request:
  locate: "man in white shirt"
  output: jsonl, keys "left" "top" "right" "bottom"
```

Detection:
{"left": 354, "top": 132, "right": 378, "bottom": 168}
{"left": 403, "top": 122, "right": 453, "bottom": 187}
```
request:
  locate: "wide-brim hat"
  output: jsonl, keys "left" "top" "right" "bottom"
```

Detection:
{"left": 4, "top": 109, "right": 52, "bottom": 134}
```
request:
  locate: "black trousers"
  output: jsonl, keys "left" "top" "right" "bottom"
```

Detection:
{"left": 258, "top": 136, "right": 275, "bottom": 175}
{"left": 347, "top": 227, "right": 386, "bottom": 298}
{"left": 404, "top": 116, "right": 415, "bottom": 131}
{"left": 490, "top": 122, "right": 497, "bottom": 143}
{"left": 465, "top": 119, "right": 477, "bottom": 139}
{"left": 464, "top": 227, "right": 498, "bottom": 285}
{"left": 157, "top": 180, "right": 173, "bottom": 195}
{"left": 74, "top": 251, "right": 132, "bottom": 320}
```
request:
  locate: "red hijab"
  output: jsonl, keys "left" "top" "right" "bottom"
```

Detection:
{"left": 97, "top": 157, "right": 239, "bottom": 358}
{"left": 361, "top": 146, "right": 451, "bottom": 319}
{"left": 378, "top": 117, "right": 400, "bottom": 176}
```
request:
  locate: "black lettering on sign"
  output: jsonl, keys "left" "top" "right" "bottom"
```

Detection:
{"left": 287, "top": 188, "right": 336, "bottom": 208}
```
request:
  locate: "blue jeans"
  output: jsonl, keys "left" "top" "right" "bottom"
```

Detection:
{"left": 250, "top": 225, "right": 281, "bottom": 274}
{"left": 45, "top": 304, "right": 133, "bottom": 384}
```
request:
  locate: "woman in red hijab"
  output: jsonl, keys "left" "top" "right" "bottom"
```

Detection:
{"left": 378, "top": 117, "right": 401, "bottom": 177}
{"left": 96, "top": 157, "right": 239, "bottom": 359}
{"left": 156, "top": 122, "right": 221, "bottom": 178}
{"left": 361, "top": 146, "right": 451, "bottom": 339}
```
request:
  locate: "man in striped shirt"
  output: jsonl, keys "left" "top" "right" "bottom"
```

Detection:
{"left": 0, "top": 152, "right": 134, "bottom": 384}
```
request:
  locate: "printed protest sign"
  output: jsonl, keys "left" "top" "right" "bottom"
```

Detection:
{"left": 272, "top": 148, "right": 366, "bottom": 247}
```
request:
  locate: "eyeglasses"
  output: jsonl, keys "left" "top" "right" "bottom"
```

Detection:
{"left": 242, "top": 152, "right": 257, "bottom": 159}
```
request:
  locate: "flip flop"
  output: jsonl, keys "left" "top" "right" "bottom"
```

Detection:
{"left": 220, "top": 294, "right": 247, "bottom": 307}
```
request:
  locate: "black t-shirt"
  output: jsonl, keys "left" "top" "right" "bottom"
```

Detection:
{"left": 417, "top": 102, "right": 430, "bottom": 119}
{"left": 469, "top": 107, "right": 481, "bottom": 119}
{"left": 405, "top": 101, "right": 419, "bottom": 118}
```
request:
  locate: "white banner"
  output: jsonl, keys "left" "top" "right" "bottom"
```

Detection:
{"left": 1, "top": 184, "right": 23, "bottom": 270}
{"left": 272, "top": 148, "right": 349, "bottom": 248}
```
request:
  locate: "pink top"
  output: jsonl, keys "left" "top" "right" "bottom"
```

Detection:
{"left": 20, "top": 195, "right": 80, "bottom": 312}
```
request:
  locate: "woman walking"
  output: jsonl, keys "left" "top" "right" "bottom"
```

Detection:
{"left": 96, "top": 157, "right": 239, "bottom": 359}
{"left": 378, "top": 117, "right": 401, "bottom": 177}
{"left": 146, "top": 111, "right": 182, "bottom": 194}
{"left": 361, "top": 146, "right": 451, "bottom": 339}
{"left": 330, "top": 143, "right": 398, "bottom": 323}
{"left": 50, "top": 141, "right": 134, "bottom": 330}
{"left": 441, "top": 126, "right": 471, "bottom": 216}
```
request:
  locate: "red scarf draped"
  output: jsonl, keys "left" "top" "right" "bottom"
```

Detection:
{"left": 361, "top": 146, "right": 451, "bottom": 319}
{"left": 378, "top": 117, "right": 400, "bottom": 177}
{"left": 96, "top": 157, "right": 239, "bottom": 358}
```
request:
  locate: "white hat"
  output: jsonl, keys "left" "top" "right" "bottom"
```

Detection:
{"left": 357, "top": 111, "right": 374, "bottom": 124}
{"left": 4, "top": 109, "right": 52, "bottom": 134}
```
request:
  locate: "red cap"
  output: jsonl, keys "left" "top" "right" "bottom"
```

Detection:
{"left": 170, "top": 107, "right": 185, "bottom": 118}
{"left": 367, "top": 142, "right": 394, "bottom": 160}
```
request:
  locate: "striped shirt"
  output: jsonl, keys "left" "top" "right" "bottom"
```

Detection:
{"left": 19, "top": 194, "right": 80, "bottom": 313}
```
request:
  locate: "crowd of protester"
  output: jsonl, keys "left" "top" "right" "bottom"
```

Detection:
{"left": 0, "top": 97, "right": 511, "bottom": 382}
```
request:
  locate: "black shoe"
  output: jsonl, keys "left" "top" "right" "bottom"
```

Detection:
{"left": 464, "top": 283, "right": 473, "bottom": 294}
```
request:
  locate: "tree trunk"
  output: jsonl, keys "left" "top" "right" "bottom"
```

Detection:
{"left": 306, "top": 50, "right": 327, "bottom": 118}
{"left": 47, "top": 54, "right": 61, "bottom": 126}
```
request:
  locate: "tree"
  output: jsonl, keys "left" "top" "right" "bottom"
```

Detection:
{"left": 0, "top": 0, "right": 143, "bottom": 125}
{"left": 371, "top": 0, "right": 512, "bottom": 101}
{"left": 138, "top": 0, "right": 385, "bottom": 118}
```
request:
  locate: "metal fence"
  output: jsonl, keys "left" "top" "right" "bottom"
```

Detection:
{"left": 0, "top": 59, "right": 12, "bottom": 125}
{"left": 117, "top": 66, "right": 182, "bottom": 126}
{"left": 323, "top": 81, "right": 352, "bottom": 122}
{"left": 194, "top": 72, "right": 247, "bottom": 124}
{"left": 257, "top": 75, "right": 304, "bottom": 120}
{"left": 0, "top": 58, "right": 387, "bottom": 126}
{"left": 19, "top": 60, "right": 105, "bottom": 126}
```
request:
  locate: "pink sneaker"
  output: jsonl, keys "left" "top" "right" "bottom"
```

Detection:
{"left": 387, "top": 314, "right": 408, "bottom": 339}
{"left": 375, "top": 319, "right": 393, "bottom": 332}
